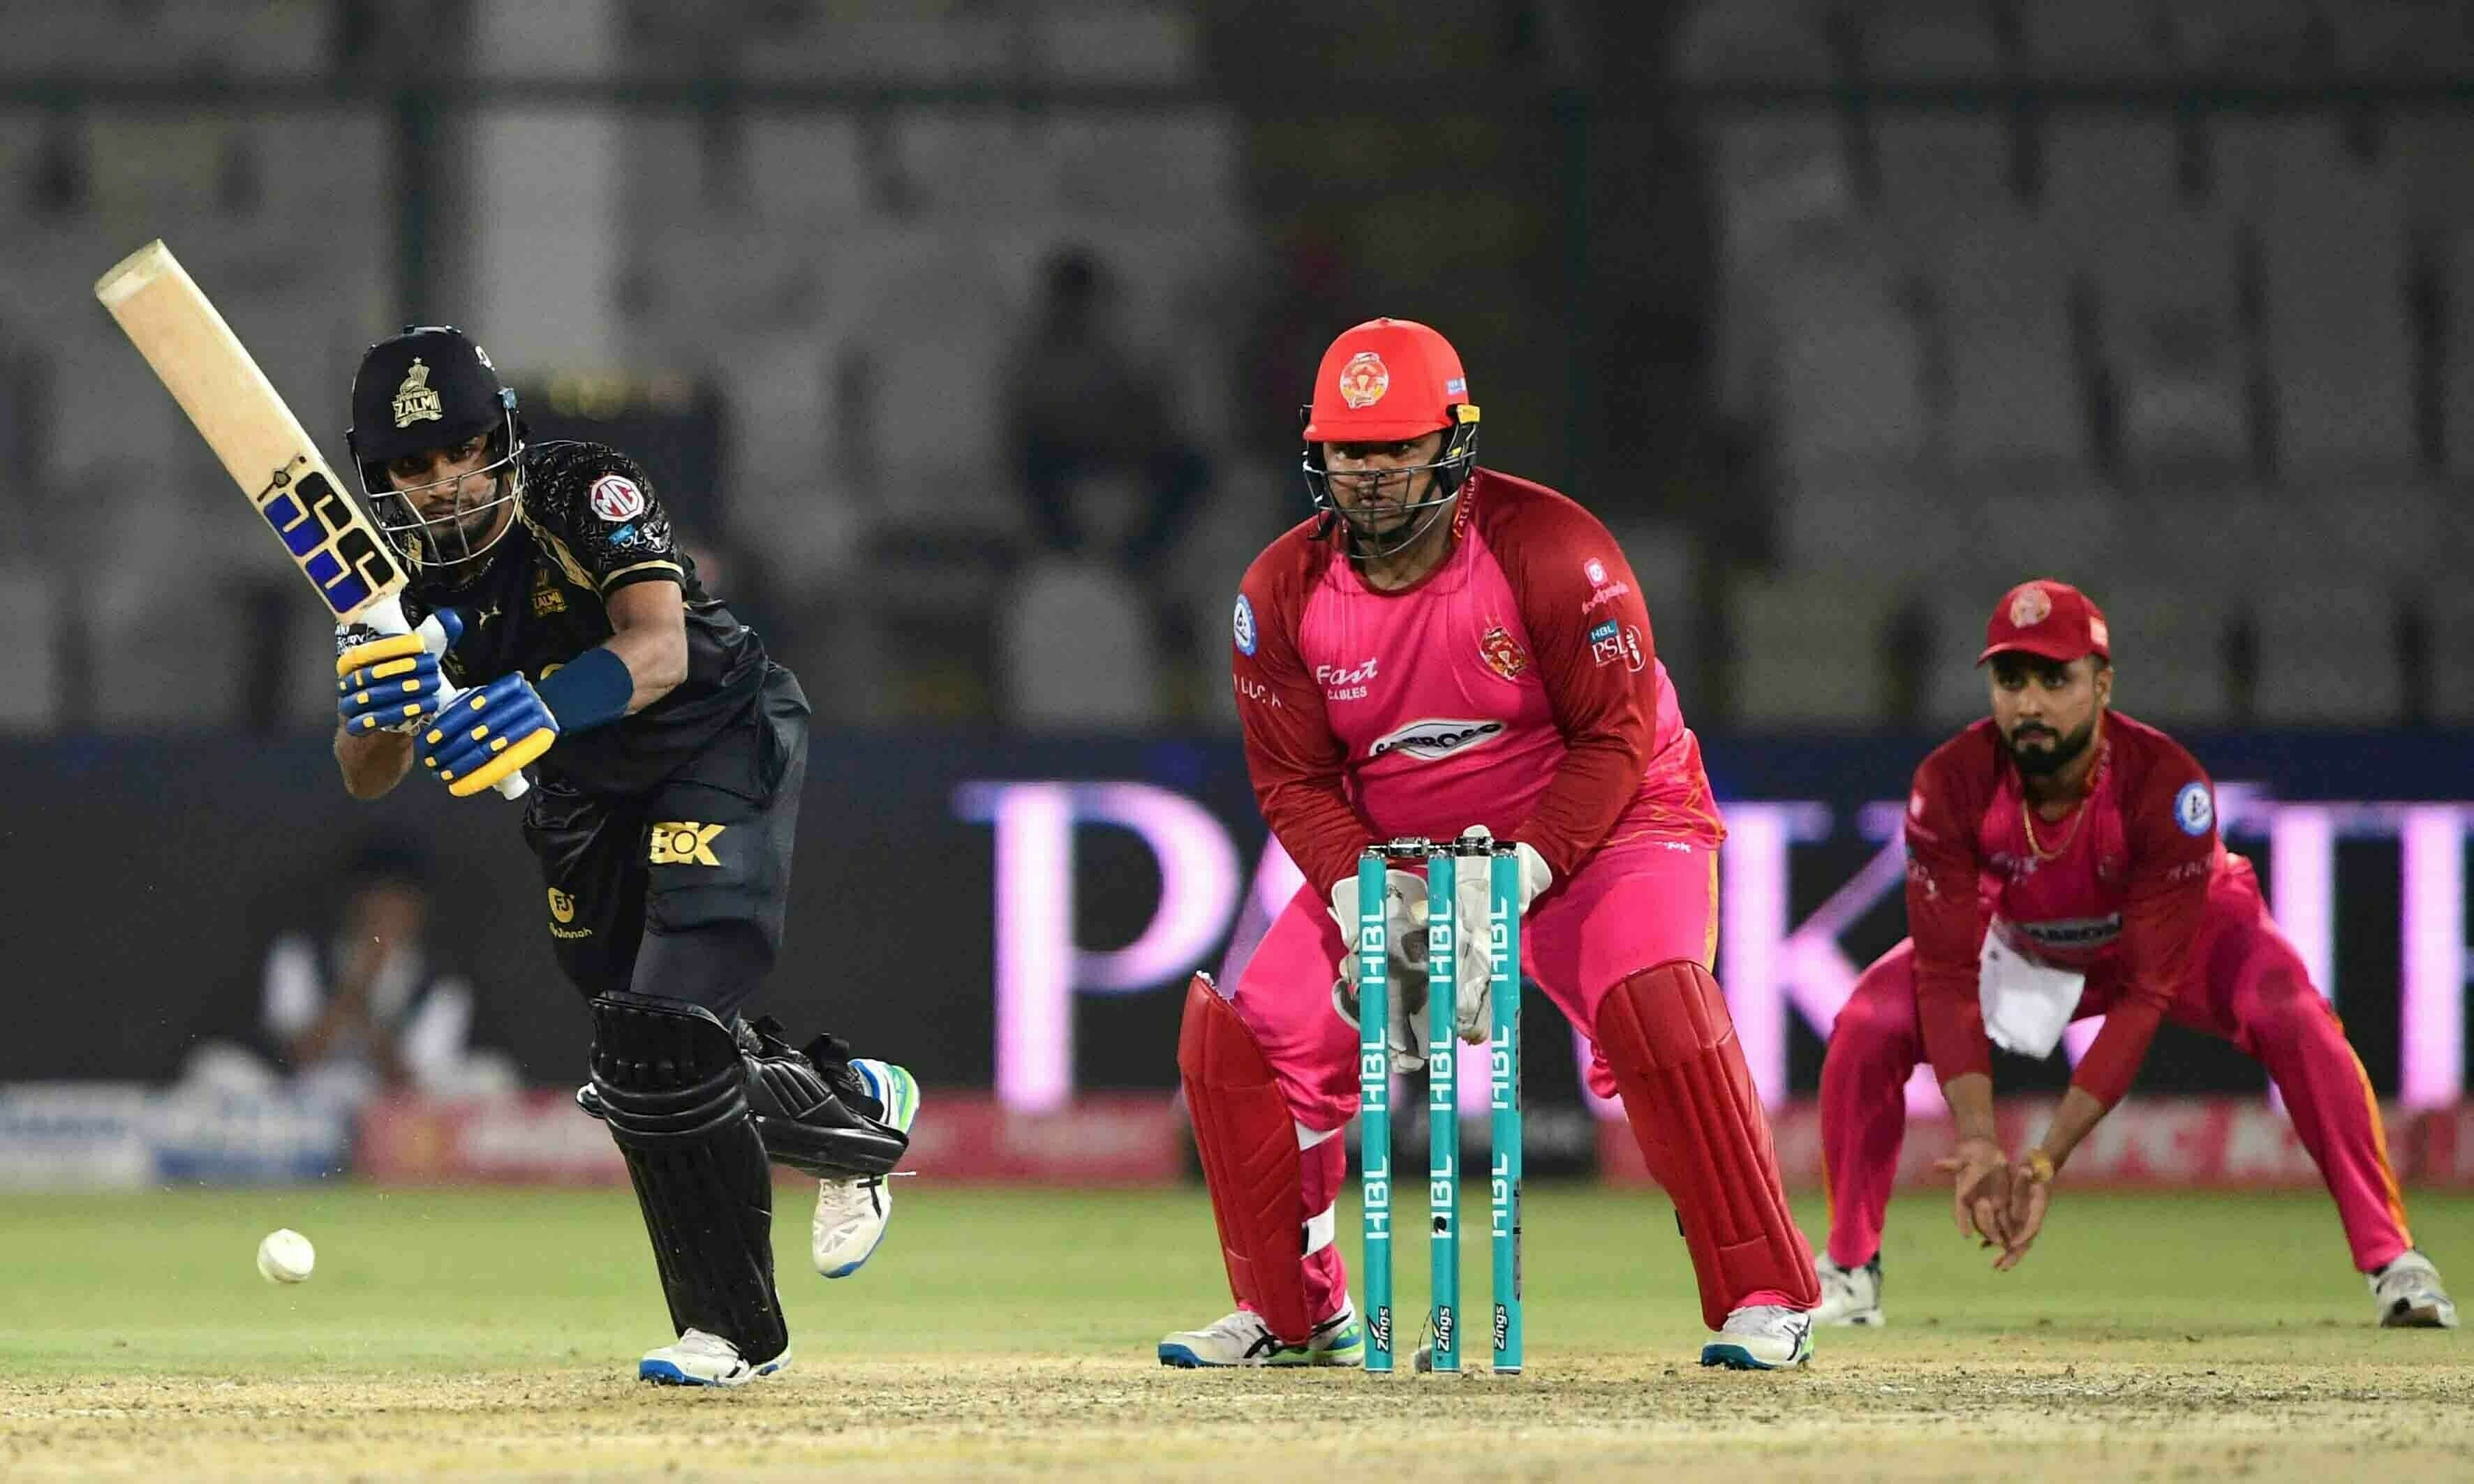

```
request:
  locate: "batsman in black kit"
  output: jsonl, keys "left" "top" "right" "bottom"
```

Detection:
{"left": 329, "top": 327, "right": 922, "bottom": 1386}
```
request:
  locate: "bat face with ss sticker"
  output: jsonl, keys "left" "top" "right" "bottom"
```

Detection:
{"left": 417, "top": 671, "right": 560, "bottom": 798}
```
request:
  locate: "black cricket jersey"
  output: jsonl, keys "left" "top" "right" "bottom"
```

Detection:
{"left": 403, "top": 440, "right": 768, "bottom": 796}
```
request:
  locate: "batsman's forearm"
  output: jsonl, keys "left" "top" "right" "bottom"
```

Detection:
{"left": 602, "top": 628, "right": 686, "bottom": 714}
{"left": 2034, "top": 1086, "right": 2109, "bottom": 1171}
{"left": 1940, "top": 1071, "right": 1999, "bottom": 1143}
{"left": 334, "top": 727, "right": 413, "bottom": 799}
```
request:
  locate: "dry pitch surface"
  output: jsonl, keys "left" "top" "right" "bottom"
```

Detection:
{"left": 1, "top": 1187, "right": 2465, "bottom": 1481}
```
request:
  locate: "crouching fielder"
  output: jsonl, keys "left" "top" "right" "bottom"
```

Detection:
{"left": 1812, "top": 579, "right": 2454, "bottom": 1330}
{"left": 1163, "top": 318, "right": 1819, "bottom": 1372}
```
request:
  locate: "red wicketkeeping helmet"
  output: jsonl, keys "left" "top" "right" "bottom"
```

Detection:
{"left": 1303, "top": 318, "right": 1472, "bottom": 441}
{"left": 1298, "top": 318, "right": 1482, "bottom": 558}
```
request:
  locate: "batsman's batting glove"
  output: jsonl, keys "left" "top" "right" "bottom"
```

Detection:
{"left": 336, "top": 607, "right": 465, "bottom": 734}
{"left": 1443, "top": 826, "right": 1553, "bottom": 1044}
{"left": 415, "top": 671, "right": 559, "bottom": 798}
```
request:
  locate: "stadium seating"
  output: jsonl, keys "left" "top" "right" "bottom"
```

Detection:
{"left": 2251, "top": 579, "right": 2406, "bottom": 727}
{"left": 2018, "top": 0, "right": 2170, "bottom": 79}
{"left": 1726, "top": 572, "right": 1902, "bottom": 727}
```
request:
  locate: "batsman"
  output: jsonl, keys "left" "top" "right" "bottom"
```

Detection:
{"left": 329, "top": 327, "right": 922, "bottom": 1385}
{"left": 1164, "top": 318, "right": 1820, "bottom": 1370}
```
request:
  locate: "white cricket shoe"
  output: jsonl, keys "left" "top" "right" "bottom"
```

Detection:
{"left": 2371, "top": 1250, "right": 2459, "bottom": 1329}
{"left": 811, "top": 1058, "right": 921, "bottom": 1279}
{"left": 1700, "top": 1305, "right": 1815, "bottom": 1370}
{"left": 1157, "top": 1305, "right": 1365, "bottom": 1368}
{"left": 1812, "top": 1254, "right": 1884, "bottom": 1327}
{"left": 638, "top": 1328, "right": 790, "bottom": 1387}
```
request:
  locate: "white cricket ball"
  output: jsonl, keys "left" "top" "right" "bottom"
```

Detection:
{"left": 255, "top": 1228, "right": 316, "bottom": 1284}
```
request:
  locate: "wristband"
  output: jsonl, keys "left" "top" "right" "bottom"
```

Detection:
{"left": 2022, "top": 1149, "right": 2056, "bottom": 1185}
{"left": 535, "top": 646, "right": 633, "bottom": 732}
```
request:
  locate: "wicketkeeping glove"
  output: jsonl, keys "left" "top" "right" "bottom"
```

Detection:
{"left": 1442, "top": 826, "right": 1553, "bottom": 1044}
{"left": 1328, "top": 867, "right": 1431, "bottom": 1070}
{"left": 415, "top": 671, "right": 560, "bottom": 798}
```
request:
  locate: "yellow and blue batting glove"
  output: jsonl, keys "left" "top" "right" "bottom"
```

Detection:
{"left": 337, "top": 632, "right": 447, "bottom": 734}
{"left": 416, "top": 672, "right": 560, "bottom": 798}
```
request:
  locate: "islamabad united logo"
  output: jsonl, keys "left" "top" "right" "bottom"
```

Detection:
{"left": 1479, "top": 625, "right": 1528, "bottom": 681}
{"left": 1337, "top": 351, "right": 1390, "bottom": 409}
{"left": 589, "top": 475, "right": 647, "bottom": 522}
{"left": 2009, "top": 584, "right": 2052, "bottom": 628}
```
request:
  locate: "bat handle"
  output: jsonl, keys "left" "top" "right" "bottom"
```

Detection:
{"left": 360, "top": 594, "right": 531, "bottom": 801}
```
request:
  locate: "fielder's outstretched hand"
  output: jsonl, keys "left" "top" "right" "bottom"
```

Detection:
{"left": 1934, "top": 1135, "right": 2014, "bottom": 1256}
{"left": 1994, "top": 1153, "right": 2054, "bottom": 1270}
{"left": 415, "top": 672, "right": 559, "bottom": 797}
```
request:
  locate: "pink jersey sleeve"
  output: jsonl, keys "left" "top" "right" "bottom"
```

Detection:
{"left": 1483, "top": 492, "right": 1662, "bottom": 880}
{"left": 1233, "top": 528, "right": 1375, "bottom": 896}
{"left": 1907, "top": 727, "right": 1997, "bottom": 1086}
{"left": 2069, "top": 734, "right": 2218, "bottom": 1106}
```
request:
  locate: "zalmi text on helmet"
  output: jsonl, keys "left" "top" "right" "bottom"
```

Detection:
{"left": 393, "top": 359, "right": 443, "bottom": 428}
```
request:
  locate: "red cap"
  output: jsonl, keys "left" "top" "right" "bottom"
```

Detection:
{"left": 1302, "top": 318, "right": 1469, "bottom": 442}
{"left": 1979, "top": 579, "right": 2111, "bottom": 665}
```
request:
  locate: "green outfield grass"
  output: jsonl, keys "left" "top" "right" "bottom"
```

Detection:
{"left": 2, "top": 1182, "right": 2461, "bottom": 1372}
{"left": 0, "top": 1183, "right": 2465, "bottom": 1479}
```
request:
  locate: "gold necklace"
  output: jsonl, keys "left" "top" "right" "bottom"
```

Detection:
{"left": 2021, "top": 792, "right": 2089, "bottom": 862}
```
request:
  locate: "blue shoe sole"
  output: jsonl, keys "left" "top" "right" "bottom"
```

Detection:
{"left": 637, "top": 1355, "right": 786, "bottom": 1386}
{"left": 1699, "top": 1342, "right": 1801, "bottom": 1371}
{"left": 1157, "top": 1343, "right": 1220, "bottom": 1369}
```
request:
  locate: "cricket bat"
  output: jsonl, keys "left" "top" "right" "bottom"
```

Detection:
{"left": 94, "top": 239, "right": 537, "bottom": 798}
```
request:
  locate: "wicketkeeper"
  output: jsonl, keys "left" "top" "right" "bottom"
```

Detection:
{"left": 1165, "top": 318, "right": 1819, "bottom": 1370}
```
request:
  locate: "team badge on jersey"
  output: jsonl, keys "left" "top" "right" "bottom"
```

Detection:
{"left": 589, "top": 475, "right": 647, "bottom": 522}
{"left": 1233, "top": 593, "right": 1258, "bottom": 655}
{"left": 2175, "top": 781, "right": 2214, "bottom": 836}
{"left": 2010, "top": 584, "right": 2052, "bottom": 628}
{"left": 1479, "top": 624, "right": 1527, "bottom": 681}
{"left": 1338, "top": 351, "right": 1389, "bottom": 409}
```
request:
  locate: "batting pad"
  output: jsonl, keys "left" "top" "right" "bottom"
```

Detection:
{"left": 1177, "top": 974, "right": 1314, "bottom": 1344}
{"left": 1594, "top": 960, "right": 1820, "bottom": 1328}
{"left": 591, "top": 992, "right": 788, "bottom": 1365}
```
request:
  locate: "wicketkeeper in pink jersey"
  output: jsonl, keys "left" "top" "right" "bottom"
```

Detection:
{"left": 1810, "top": 579, "right": 2456, "bottom": 1330}
{"left": 1162, "top": 318, "right": 1819, "bottom": 1371}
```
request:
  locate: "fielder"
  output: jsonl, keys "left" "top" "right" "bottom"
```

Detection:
{"left": 1812, "top": 579, "right": 2455, "bottom": 1330}
{"left": 329, "top": 327, "right": 922, "bottom": 1384}
{"left": 1166, "top": 318, "right": 1820, "bottom": 1371}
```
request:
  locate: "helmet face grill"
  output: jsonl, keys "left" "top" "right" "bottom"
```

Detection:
{"left": 364, "top": 405, "right": 528, "bottom": 572}
{"left": 1301, "top": 403, "right": 1480, "bottom": 561}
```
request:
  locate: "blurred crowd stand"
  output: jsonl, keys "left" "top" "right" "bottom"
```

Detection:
{"left": 1692, "top": 0, "right": 2474, "bottom": 730}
